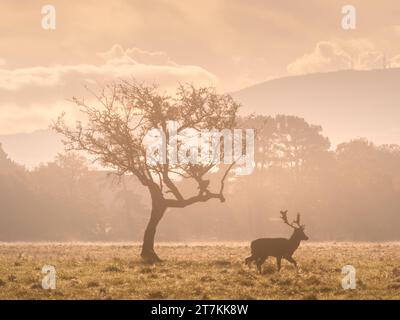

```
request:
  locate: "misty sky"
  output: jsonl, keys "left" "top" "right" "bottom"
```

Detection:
{"left": 2, "top": 0, "right": 400, "bottom": 134}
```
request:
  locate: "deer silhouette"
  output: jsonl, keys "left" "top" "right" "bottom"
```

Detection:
{"left": 245, "top": 210, "right": 308, "bottom": 273}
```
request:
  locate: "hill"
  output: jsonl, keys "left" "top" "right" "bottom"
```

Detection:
{"left": 0, "top": 129, "right": 63, "bottom": 169}
{"left": 232, "top": 69, "right": 400, "bottom": 146}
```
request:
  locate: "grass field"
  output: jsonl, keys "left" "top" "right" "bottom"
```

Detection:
{"left": 0, "top": 242, "right": 399, "bottom": 299}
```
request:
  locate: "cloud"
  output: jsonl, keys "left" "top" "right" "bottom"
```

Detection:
{"left": 287, "top": 39, "right": 400, "bottom": 75}
{"left": 0, "top": 102, "right": 74, "bottom": 134}
{"left": 358, "top": 51, "right": 386, "bottom": 70}
{"left": 98, "top": 44, "right": 177, "bottom": 66}
{"left": 0, "top": 45, "right": 216, "bottom": 93}
{"left": 388, "top": 54, "right": 400, "bottom": 68}
{"left": 287, "top": 41, "right": 352, "bottom": 75}
{"left": 0, "top": 45, "right": 217, "bottom": 134}
{"left": 0, "top": 62, "right": 216, "bottom": 92}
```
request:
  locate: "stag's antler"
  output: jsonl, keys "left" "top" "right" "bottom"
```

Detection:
{"left": 280, "top": 210, "right": 304, "bottom": 229}
{"left": 293, "top": 212, "right": 301, "bottom": 227}
{"left": 280, "top": 210, "right": 295, "bottom": 229}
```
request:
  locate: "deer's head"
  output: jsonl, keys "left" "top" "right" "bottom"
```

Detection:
{"left": 280, "top": 210, "right": 309, "bottom": 241}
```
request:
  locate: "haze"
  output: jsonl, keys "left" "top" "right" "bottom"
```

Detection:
{"left": 1, "top": 1, "right": 400, "bottom": 243}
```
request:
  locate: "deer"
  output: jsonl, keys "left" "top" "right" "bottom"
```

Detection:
{"left": 245, "top": 210, "right": 308, "bottom": 273}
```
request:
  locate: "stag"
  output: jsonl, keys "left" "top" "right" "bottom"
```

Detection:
{"left": 245, "top": 210, "right": 308, "bottom": 273}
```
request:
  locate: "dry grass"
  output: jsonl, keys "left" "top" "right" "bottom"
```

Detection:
{"left": 0, "top": 242, "right": 399, "bottom": 299}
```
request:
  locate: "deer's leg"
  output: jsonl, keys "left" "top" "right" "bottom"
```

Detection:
{"left": 285, "top": 256, "right": 298, "bottom": 269}
{"left": 245, "top": 255, "right": 255, "bottom": 267}
{"left": 276, "top": 257, "right": 282, "bottom": 271}
{"left": 256, "top": 257, "right": 266, "bottom": 273}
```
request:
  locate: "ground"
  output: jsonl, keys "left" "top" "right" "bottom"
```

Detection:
{"left": 0, "top": 242, "right": 399, "bottom": 299}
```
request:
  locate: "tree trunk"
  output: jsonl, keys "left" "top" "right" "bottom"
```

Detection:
{"left": 141, "top": 191, "right": 166, "bottom": 262}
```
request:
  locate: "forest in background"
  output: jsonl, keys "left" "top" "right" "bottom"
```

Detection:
{"left": 1, "top": 114, "right": 399, "bottom": 242}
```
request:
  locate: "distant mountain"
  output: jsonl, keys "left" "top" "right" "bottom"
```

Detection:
{"left": 0, "top": 130, "right": 63, "bottom": 169}
{"left": 232, "top": 69, "right": 400, "bottom": 146}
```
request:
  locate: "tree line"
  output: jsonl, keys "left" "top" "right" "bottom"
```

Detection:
{"left": 1, "top": 114, "right": 399, "bottom": 242}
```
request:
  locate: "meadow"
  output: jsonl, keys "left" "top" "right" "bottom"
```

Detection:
{"left": 0, "top": 242, "right": 399, "bottom": 300}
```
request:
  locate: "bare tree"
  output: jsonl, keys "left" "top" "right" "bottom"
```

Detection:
{"left": 54, "top": 81, "right": 240, "bottom": 262}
